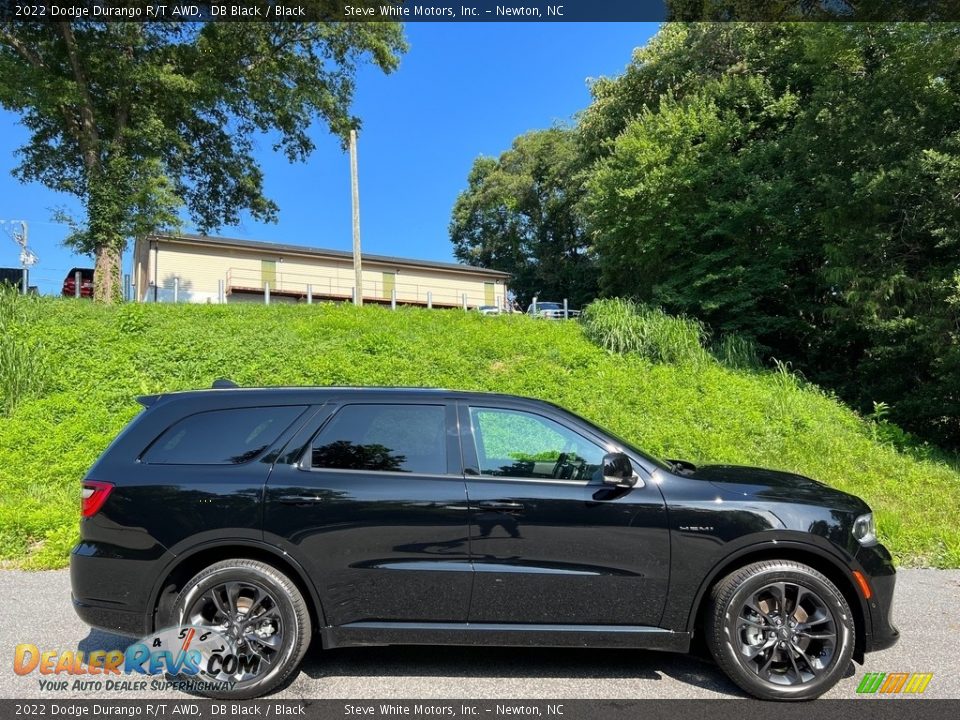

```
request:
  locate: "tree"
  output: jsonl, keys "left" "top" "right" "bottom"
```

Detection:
{"left": 0, "top": 19, "right": 406, "bottom": 302}
{"left": 450, "top": 128, "right": 596, "bottom": 308}
{"left": 582, "top": 23, "right": 960, "bottom": 449}
{"left": 666, "top": 0, "right": 960, "bottom": 22}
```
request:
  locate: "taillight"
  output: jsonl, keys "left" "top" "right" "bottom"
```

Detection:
{"left": 81, "top": 481, "right": 113, "bottom": 518}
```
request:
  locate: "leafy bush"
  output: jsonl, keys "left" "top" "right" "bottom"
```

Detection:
{"left": 0, "top": 298, "right": 958, "bottom": 569}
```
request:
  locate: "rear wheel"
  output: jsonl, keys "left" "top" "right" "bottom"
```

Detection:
{"left": 706, "top": 560, "right": 854, "bottom": 700}
{"left": 173, "top": 559, "right": 311, "bottom": 699}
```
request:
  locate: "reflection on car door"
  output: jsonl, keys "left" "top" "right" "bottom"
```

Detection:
{"left": 264, "top": 401, "right": 472, "bottom": 625}
{"left": 460, "top": 402, "right": 670, "bottom": 627}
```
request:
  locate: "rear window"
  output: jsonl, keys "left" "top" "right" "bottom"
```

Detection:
{"left": 310, "top": 404, "right": 447, "bottom": 474}
{"left": 142, "top": 406, "right": 306, "bottom": 465}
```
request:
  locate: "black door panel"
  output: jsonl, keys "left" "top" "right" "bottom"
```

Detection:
{"left": 459, "top": 402, "right": 670, "bottom": 627}
{"left": 264, "top": 471, "right": 471, "bottom": 625}
{"left": 464, "top": 478, "right": 669, "bottom": 625}
{"left": 263, "top": 401, "right": 472, "bottom": 625}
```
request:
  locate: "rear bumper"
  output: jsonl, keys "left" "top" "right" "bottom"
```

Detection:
{"left": 71, "top": 597, "right": 147, "bottom": 638}
{"left": 70, "top": 542, "right": 167, "bottom": 638}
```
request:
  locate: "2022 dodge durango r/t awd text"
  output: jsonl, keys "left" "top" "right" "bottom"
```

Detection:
{"left": 71, "top": 386, "right": 898, "bottom": 701}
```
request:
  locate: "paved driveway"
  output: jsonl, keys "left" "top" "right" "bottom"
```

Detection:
{"left": 1, "top": 569, "right": 957, "bottom": 699}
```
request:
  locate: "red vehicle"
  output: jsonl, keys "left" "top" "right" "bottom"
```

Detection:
{"left": 62, "top": 268, "right": 94, "bottom": 298}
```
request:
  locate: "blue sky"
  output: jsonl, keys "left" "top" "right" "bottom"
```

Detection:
{"left": 0, "top": 22, "right": 659, "bottom": 295}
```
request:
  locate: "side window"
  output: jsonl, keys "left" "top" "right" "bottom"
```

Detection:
{"left": 143, "top": 406, "right": 307, "bottom": 465}
{"left": 311, "top": 404, "right": 447, "bottom": 475}
{"left": 469, "top": 407, "right": 605, "bottom": 481}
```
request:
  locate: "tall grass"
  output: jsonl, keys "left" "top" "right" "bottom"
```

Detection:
{"left": 714, "top": 333, "right": 762, "bottom": 370}
{"left": 0, "top": 288, "right": 46, "bottom": 416}
{"left": 581, "top": 298, "right": 710, "bottom": 365}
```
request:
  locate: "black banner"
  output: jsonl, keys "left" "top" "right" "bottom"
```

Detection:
{"left": 2, "top": 0, "right": 960, "bottom": 23}
{"left": 0, "top": 700, "right": 959, "bottom": 720}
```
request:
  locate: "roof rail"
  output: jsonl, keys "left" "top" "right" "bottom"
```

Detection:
{"left": 212, "top": 378, "right": 239, "bottom": 389}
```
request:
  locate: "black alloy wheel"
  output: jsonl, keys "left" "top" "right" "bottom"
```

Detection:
{"left": 706, "top": 560, "right": 855, "bottom": 700}
{"left": 173, "top": 559, "right": 311, "bottom": 699}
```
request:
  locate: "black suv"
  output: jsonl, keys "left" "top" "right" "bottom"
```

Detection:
{"left": 72, "top": 386, "right": 897, "bottom": 700}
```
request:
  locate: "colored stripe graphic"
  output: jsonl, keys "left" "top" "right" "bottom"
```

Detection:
{"left": 880, "top": 672, "right": 910, "bottom": 693}
{"left": 857, "top": 673, "right": 886, "bottom": 693}
{"left": 903, "top": 674, "right": 933, "bottom": 694}
{"left": 856, "top": 672, "right": 933, "bottom": 694}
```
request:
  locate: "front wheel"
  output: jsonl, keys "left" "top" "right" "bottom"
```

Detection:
{"left": 173, "top": 559, "right": 312, "bottom": 699}
{"left": 706, "top": 560, "right": 855, "bottom": 700}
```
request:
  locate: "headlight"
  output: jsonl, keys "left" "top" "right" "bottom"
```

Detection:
{"left": 853, "top": 512, "right": 876, "bottom": 545}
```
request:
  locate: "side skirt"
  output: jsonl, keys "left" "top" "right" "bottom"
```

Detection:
{"left": 321, "top": 622, "right": 691, "bottom": 652}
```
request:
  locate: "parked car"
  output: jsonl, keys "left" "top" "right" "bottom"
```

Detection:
{"left": 527, "top": 301, "right": 581, "bottom": 319}
{"left": 476, "top": 305, "right": 502, "bottom": 316}
{"left": 0, "top": 267, "right": 24, "bottom": 289}
{"left": 72, "top": 385, "right": 897, "bottom": 701}
{"left": 62, "top": 267, "right": 94, "bottom": 298}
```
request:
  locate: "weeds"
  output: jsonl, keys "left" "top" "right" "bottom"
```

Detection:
{"left": 581, "top": 298, "right": 709, "bottom": 365}
{"left": 0, "top": 288, "right": 46, "bottom": 416}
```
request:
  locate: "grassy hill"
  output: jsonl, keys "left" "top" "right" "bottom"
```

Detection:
{"left": 1, "top": 294, "right": 958, "bottom": 569}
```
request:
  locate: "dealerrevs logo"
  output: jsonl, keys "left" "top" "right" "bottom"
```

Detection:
{"left": 13, "top": 626, "right": 254, "bottom": 693}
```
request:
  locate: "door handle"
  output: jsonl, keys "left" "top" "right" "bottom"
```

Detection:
{"left": 478, "top": 500, "right": 525, "bottom": 512}
{"left": 277, "top": 494, "right": 325, "bottom": 505}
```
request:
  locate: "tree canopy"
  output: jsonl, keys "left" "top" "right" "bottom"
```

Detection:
{"left": 454, "top": 23, "right": 960, "bottom": 450}
{"left": 0, "top": 20, "right": 406, "bottom": 301}
{"left": 450, "top": 128, "right": 596, "bottom": 308}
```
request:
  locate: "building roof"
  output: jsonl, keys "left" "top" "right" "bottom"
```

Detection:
{"left": 146, "top": 233, "right": 510, "bottom": 279}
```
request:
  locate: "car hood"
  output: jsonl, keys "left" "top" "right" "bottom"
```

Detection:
{"left": 676, "top": 463, "right": 867, "bottom": 511}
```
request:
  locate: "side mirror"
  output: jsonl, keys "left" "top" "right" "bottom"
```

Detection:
{"left": 602, "top": 452, "right": 637, "bottom": 488}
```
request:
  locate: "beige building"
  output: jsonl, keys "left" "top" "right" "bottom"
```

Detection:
{"left": 132, "top": 234, "right": 510, "bottom": 308}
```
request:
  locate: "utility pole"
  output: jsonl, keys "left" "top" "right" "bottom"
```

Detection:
{"left": 2, "top": 220, "right": 37, "bottom": 295}
{"left": 350, "top": 128, "right": 363, "bottom": 306}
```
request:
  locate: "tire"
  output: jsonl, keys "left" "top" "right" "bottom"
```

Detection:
{"left": 705, "top": 560, "right": 855, "bottom": 701}
{"left": 172, "top": 559, "right": 312, "bottom": 699}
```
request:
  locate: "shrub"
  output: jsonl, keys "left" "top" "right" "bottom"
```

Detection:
{"left": 581, "top": 298, "right": 709, "bottom": 365}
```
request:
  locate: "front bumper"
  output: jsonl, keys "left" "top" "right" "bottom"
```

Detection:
{"left": 857, "top": 542, "right": 899, "bottom": 653}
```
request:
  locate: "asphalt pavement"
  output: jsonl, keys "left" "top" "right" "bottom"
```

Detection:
{"left": 0, "top": 568, "right": 957, "bottom": 700}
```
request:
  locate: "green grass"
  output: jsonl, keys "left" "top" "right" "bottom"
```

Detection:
{"left": 1, "top": 296, "right": 958, "bottom": 569}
